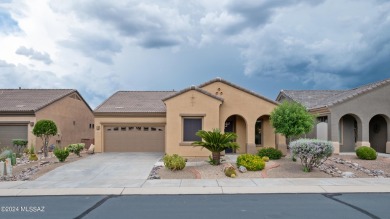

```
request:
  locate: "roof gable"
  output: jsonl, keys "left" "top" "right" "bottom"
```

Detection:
{"left": 0, "top": 89, "right": 80, "bottom": 113}
{"left": 162, "top": 86, "right": 224, "bottom": 102}
{"left": 199, "top": 77, "right": 279, "bottom": 105}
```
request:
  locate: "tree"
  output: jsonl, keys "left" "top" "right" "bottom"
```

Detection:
{"left": 270, "top": 101, "right": 315, "bottom": 141}
{"left": 192, "top": 129, "right": 239, "bottom": 165}
{"left": 32, "top": 120, "right": 58, "bottom": 157}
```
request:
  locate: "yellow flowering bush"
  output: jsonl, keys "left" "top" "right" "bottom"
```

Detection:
{"left": 236, "top": 154, "right": 265, "bottom": 171}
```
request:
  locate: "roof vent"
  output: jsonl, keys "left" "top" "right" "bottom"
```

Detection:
{"left": 190, "top": 85, "right": 196, "bottom": 89}
{"left": 216, "top": 77, "right": 222, "bottom": 81}
{"left": 114, "top": 106, "right": 124, "bottom": 109}
{"left": 16, "top": 105, "right": 25, "bottom": 108}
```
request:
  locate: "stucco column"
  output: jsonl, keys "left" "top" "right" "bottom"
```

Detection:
{"left": 356, "top": 120, "right": 370, "bottom": 148}
{"left": 386, "top": 121, "right": 390, "bottom": 153}
{"left": 330, "top": 115, "right": 340, "bottom": 154}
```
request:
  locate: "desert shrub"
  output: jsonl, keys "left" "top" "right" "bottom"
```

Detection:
{"left": 29, "top": 154, "right": 38, "bottom": 161}
{"left": 54, "top": 147, "right": 69, "bottom": 162}
{"left": 224, "top": 166, "right": 237, "bottom": 178}
{"left": 356, "top": 146, "right": 377, "bottom": 160}
{"left": 163, "top": 154, "right": 186, "bottom": 171}
{"left": 290, "top": 139, "right": 333, "bottom": 172}
{"left": 0, "top": 149, "right": 13, "bottom": 162}
{"left": 257, "top": 147, "right": 282, "bottom": 160}
{"left": 262, "top": 156, "right": 269, "bottom": 162}
{"left": 67, "top": 143, "right": 85, "bottom": 157}
{"left": 236, "top": 154, "right": 265, "bottom": 171}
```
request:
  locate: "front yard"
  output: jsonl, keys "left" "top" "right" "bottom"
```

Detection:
{"left": 150, "top": 154, "right": 390, "bottom": 180}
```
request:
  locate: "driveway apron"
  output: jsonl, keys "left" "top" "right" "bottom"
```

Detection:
{"left": 15, "top": 153, "right": 162, "bottom": 189}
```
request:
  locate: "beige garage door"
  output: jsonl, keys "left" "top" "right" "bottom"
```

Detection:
{"left": 104, "top": 125, "right": 165, "bottom": 152}
{"left": 0, "top": 125, "right": 28, "bottom": 149}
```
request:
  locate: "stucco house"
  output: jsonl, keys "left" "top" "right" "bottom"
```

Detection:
{"left": 94, "top": 78, "right": 286, "bottom": 156}
{"left": 276, "top": 78, "right": 390, "bottom": 154}
{"left": 0, "top": 89, "right": 94, "bottom": 151}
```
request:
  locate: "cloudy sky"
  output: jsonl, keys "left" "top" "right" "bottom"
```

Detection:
{"left": 1, "top": 0, "right": 390, "bottom": 108}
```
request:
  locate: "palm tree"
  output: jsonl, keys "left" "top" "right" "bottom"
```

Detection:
{"left": 192, "top": 129, "right": 239, "bottom": 165}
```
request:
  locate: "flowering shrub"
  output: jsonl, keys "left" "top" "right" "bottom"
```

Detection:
{"left": 236, "top": 154, "right": 265, "bottom": 171}
{"left": 356, "top": 146, "right": 377, "bottom": 160}
{"left": 163, "top": 154, "right": 186, "bottom": 171}
{"left": 67, "top": 143, "right": 85, "bottom": 157}
{"left": 289, "top": 139, "right": 333, "bottom": 172}
{"left": 257, "top": 147, "right": 283, "bottom": 160}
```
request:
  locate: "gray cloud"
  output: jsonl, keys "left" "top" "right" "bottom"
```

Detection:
{"left": 15, "top": 46, "right": 53, "bottom": 65}
{"left": 201, "top": 0, "right": 390, "bottom": 89}
{"left": 50, "top": 0, "right": 190, "bottom": 49}
{"left": 59, "top": 30, "right": 122, "bottom": 64}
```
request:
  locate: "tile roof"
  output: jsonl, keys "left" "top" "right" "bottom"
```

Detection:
{"left": 280, "top": 78, "right": 390, "bottom": 109}
{"left": 0, "top": 89, "right": 76, "bottom": 113}
{"left": 94, "top": 91, "right": 177, "bottom": 113}
{"left": 162, "top": 85, "right": 224, "bottom": 102}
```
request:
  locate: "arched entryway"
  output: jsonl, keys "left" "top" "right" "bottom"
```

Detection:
{"left": 369, "top": 115, "right": 388, "bottom": 153}
{"left": 255, "top": 115, "right": 275, "bottom": 147}
{"left": 339, "top": 114, "right": 362, "bottom": 152}
{"left": 224, "top": 115, "right": 247, "bottom": 153}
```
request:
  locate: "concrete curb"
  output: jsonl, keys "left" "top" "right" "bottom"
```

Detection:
{"left": 1, "top": 178, "right": 390, "bottom": 196}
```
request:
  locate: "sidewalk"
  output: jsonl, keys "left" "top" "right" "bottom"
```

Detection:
{"left": 1, "top": 178, "right": 390, "bottom": 196}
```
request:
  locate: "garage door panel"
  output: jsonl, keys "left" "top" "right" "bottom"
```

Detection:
{"left": 104, "top": 125, "right": 165, "bottom": 152}
{"left": 0, "top": 125, "right": 28, "bottom": 149}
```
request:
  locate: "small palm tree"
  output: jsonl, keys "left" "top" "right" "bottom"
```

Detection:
{"left": 192, "top": 129, "right": 239, "bottom": 165}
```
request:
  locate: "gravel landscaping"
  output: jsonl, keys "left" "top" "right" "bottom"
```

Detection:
{"left": 152, "top": 154, "right": 390, "bottom": 179}
{"left": 0, "top": 152, "right": 89, "bottom": 181}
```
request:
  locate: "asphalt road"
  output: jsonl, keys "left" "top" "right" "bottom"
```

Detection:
{"left": 0, "top": 193, "right": 388, "bottom": 219}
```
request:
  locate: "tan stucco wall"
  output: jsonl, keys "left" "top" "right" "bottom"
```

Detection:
{"left": 201, "top": 82, "right": 279, "bottom": 153}
{"left": 164, "top": 81, "right": 283, "bottom": 156}
{"left": 0, "top": 116, "right": 36, "bottom": 148}
{"left": 35, "top": 93, "right": 94, "bottom": 150}
{"left": 164, "top": 90, "right": 222, "bottom": 156}
{"left": 94, "top": 116, "right": 167, "bottom": 152}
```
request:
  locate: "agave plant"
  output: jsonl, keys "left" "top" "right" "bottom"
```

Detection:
{"left": 192, "top": 129, "right": 239, "bottom": 165}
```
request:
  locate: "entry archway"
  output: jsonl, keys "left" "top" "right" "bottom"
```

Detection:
{"left": 224, "top": 114, "right": 247, "bottom": 153}
{"left": 369, "top": 115, "right": 388, "bottom": 153}
{"left": 339, "top": 114, "right": 362, "bottom": 152}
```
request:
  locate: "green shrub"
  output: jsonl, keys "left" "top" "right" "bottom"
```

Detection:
{"left": 356, "top": 146, "right": 377, "bottom": 160}
{"left": 54, "top": 147, "right": 69, "bottom": 162}
{"left": 290, "top": 139, "right": 333, "bottom": 172}
{"left": 29, "top": 154, "right": 38, "bottom": 161}
{"left": 257, "top": 147, "right": 283, "bottom": 160}
{"left": 236, "top": 154, "right": 265, "bottom": 171}
{"left": 262, "top": 156, "right": 270, "bottom": 162}
{"left": 67, "top": 143, "right": 85, "bottom": 157}
{"left": 163, "top": 154, "right": 186, "bottom": 171}
{"left": 224, "top": 166, "right": 237, "bottom": 178}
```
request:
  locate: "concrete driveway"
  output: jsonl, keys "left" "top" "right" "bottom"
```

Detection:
{"left": 14, "top": 152, "right": 163, "bottom": 189}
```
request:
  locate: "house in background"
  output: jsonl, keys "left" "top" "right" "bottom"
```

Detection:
{"left": 94, "top": 78, "right": 286, "bottom": 156}
{"left": 0, "top": 89, "right": 94, "bottom": 151}
{"left": 276, "top": 79, "right": 390, "bottom": 154}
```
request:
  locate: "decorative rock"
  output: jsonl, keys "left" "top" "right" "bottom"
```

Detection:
{"left": 39, "top": 161, "right": 49, "bottom": 166}
{"left": 238, "top": 166, "right": 247, "bottom": 173}
{"left": 342, "top": 172, "right": 355, "bottom": 178}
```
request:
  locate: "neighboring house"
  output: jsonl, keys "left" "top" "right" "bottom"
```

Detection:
{"left": 0, "top": 89, "right": 94, "bottom": 151}
{"left": 276, "top": 78, "right": 390, "bottom": 154}
{"left": 94, "top": 78, "right": 286, "bottom": 156}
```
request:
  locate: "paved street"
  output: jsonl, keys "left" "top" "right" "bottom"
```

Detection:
{"left": 0, "top": 193, "right": 388, "bottom": 219}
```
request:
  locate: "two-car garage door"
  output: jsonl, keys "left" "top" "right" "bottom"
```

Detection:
{"left": 104, "top": 125, "right": 165, "bottom": 152}
{"left": 0, "top": 125, "right": 28, "bottom": 149}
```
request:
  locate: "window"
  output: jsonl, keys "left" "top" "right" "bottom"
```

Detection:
{"left": 151, "top": 127, "right": 156, "bottom": 131}
{"left": 255, "top": 119, "right": 262, "bottom": 145}
{"left": 121, "top": 127, "right": 126, "bottom": 131}
{"left": 144, "top": 127, "right": 149, "bottom": 131}
{"left": 317, "top": 116, "right": 328, "bottom": 123}
{"left": 183, "top": 118, "right": 202, "bottom": 142}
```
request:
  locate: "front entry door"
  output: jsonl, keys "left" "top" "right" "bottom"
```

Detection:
{"left": 224, "top": 118, "right": 235, "bottom": 154}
